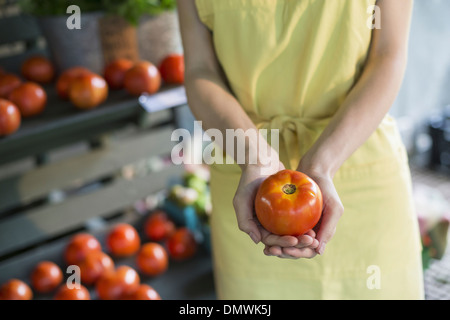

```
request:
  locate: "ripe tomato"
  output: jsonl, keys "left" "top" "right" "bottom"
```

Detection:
{"left": 136, "top": 242, "right": 168, "bottom": 276}
{"left": 144, "top": 210, "right": 176, "bottom": 241}
{"left": 96, "top": 265, "right": 140, "bottom": 300}
{"left": 255, "top": 169, "right": 323, "bottom": 236}
{"left": 21, "top": 55, "right": 55, "bottom": 84}
{"left": 123, "top": 284, "right": 161, "bottom": 300}
{"left": 54, "top": 284, "right": 90, "bottom": 300}
{"left": 159, "top": 54, "right": 184, "bottom": 84}
{"left": 103, "top": 58, "right": 134, "bottom": 90}
{"left": 30, "top": 261, "right": 63, "bottom": 293}
{"left": 106, "top": 223, "right": 141, "bottom": 257}
{"left": 78, "top": 251, "right": 114, "bottom": 285}
{"left": 0, "top": 73, "right": 22, "bottom": 99}
{"left": 0, "top": 99, "right": 21, "bottom": 136}
{"left": 9, "top": 82, "right": 47, "bottom": 117}
{"left": 0, "top": 279, "right": 33, "bottom": 300}
{"left": 64, "top": 233, "right": 102, "bottom": 266}
{"left": 56, "top": 66, "right": 92, "bottom": 100}
{"left": 123, "top": 61, "right": 161, "bottom": 96}
{"left": 68, "top": 73, "right": 108, "bottom": 109}
{"left": 166, "top": 227, "right": 197, "bottom": 261}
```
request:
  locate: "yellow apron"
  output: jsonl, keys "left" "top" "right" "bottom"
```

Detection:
{"left": 195, "top": 0, "right": 424, "bottom": 299}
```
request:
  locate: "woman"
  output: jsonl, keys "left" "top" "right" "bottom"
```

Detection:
{"left": 177, "top": 0, "right": 424, "bottom": 299}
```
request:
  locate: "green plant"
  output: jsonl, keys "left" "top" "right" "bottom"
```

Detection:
{"left": 103, "top": 0, "right": 176, "bottom": 25}
{"left": 19, "top": 0, "right": 176, "bottom": 25}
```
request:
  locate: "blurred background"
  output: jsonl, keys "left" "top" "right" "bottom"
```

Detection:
{"left": 0, "top": 0, "right": 448, "bottom": 300}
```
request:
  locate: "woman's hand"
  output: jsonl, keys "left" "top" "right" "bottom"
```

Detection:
{"left": 296, "top": 160, "right": 344, "bottom": 256}
{"left": 233, "top": 160, "right": 321, "bottom": 259}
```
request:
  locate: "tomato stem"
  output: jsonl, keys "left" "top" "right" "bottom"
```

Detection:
{"left": 282, "top": 184, "right": 296, "bottom": 195}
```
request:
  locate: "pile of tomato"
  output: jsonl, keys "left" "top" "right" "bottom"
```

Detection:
{"left": 0, "top": 209, "right": 197, "bottom": 300}
{"left": 0, "top": 54, "right": 184, "bottom": 137}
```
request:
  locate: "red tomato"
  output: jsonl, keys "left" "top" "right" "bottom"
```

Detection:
{"left": 96, "top": 265, "right": 140, "bottom": 300}
{"left": 68, "top": 73, "right": 108, "bottom": 109}
{"left": 106, "top": 223, "right": 141, "bottom": 257}
{"left": 64, "top": 233, "right": 102, "bottom": 266}
{"left": 255, "top": 169, "right": 323, "bottom": 236}
{"left": 166, "top": 227, "right": 197, "bottom": 261}
{"left": 123, "top": 284, "right": 161, "bottom": 300}
{"left": 0, "top": 279, "right": 33, "bottom": 300}
{"left": 56, "top": 66, "right": 92, "bottom": 100}
{"left": 21, "top": 55, "right": 55, "bottom": 84}
{"left": 0, "top": 99, "right": 21, "bottom": 136}
{"left": 30, "top": 261, "right": 63, "bottom": 293}
{"left": 159, "top": 54, "right": 184, "bottom": 84}
{"left": 78, "top": 251, "right": 115, "bottom": 285}
{"left": 0, "top": 73, "right": 22, "bottom": 99}
{"left": 136, "top": 243, "right": 168, "bottom": 276}
{"left": 54, "top": 284, "right": 90, "bottom": 300}
{"left": 144, "top": 210, "right": 176, "bottom": 241}
{"left": 123, "top": 61, "right": 161, "bottom": 96}
{"left": 9, "top": 82, "right": 47, "bottom": 117}
{"left": 103, "top": 58, "right": 134, "bottom": 90}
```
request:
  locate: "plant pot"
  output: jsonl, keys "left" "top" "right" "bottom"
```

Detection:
{"left": 98, "top": 15, "right": 140, "bottom": 65}
{"left": 137, "top": 10, "right": 183, "bottom": 66}
{"left": 37, "top": 12, "right": 104, "bottom": 74}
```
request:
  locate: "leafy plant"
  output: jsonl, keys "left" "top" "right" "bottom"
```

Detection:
{"left": 19, "top": 0, "right": 176, "bottom": 25}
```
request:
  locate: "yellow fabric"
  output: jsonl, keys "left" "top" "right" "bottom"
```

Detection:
{"left": 195, "top": 0, "right": 424, "bottom": 299}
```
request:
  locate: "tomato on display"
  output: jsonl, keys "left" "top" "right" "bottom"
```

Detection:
{"left": 78, "top": 251, "right": 115, "bottom": 285}
{"left": 123, "top": 284, "right": 161, "bottom": 300}
{"left": 103, "top": 58, "right": 134, "bottom": 90}
{"left": 64, "top": 233, "right": 102, "bottom": 266}
{"left": 166, "top": 227, "right": 197, "bottom": 261}
{"left": 56, "top": 66, "right": 92, "bottom": 100}
{"left": 68, "top": 73, "right": 108, "bottom": 109}
{"left": 0, "top": 73, "right": 22, "bottom": 99}
{"left": 144, "top": 210, "right": 176, "bottom": 241}
{"left": 0, "top": 279, "right": 33, "bottom": 300}
{"left": 21, "top": 55, "right": 55, "bottom": 84}
{"left": 106, "top": 223, "right": 141, "bottom": 257}
{"left": 136, "top": 242, "right": 168, "bottom": 276}
{"left": 0, "top": 99, "right": 21, "bottom": 136}
{"left": 96, "top": 265, "right": 140, "bottom": 300}
{"left": 255, "top": 169, "right": 323, "bottom": 236}
{"left": 123, "top": 61, "right": 161, "bottom": 96}
{"left": 30, "top": 261, "right": 63, "bottom": 293}
{"left": 159, "top": 54, "right": 184, "bottom": 84}
{"left": 9, "top": 82, "right": 47, "bottom": 117}
{"left": 54, "top": 284, "right": 90, "bottom": 300}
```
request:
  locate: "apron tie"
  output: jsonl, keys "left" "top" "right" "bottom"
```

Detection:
{"left": 249, "top": 114, "right": 331, "bottom": 169}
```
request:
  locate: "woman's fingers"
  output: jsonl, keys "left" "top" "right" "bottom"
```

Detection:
{"left": 315, "top": 193, "right": 344, "bottom": 255}
{"left": 233, "top": 194, "right": 262, "bottom": 244}
{"left": 259, "top": 226, "right": 298, "bottom": 247}
{"left": 264, "top": 245, "right": 317, "bottom": 259}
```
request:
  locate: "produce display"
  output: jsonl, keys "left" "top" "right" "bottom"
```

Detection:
{"left": 0, "top": 52, "right": 185, "bottom": 137}
{"left": 0, "top": 207, "right": 201, "bottom": 300}
{"left": 255, "top": 169, "right": 323, "bottom": 236}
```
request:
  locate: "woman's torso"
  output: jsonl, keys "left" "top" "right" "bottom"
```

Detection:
{"left": 196, "top": 0, "right": 407, "bottom": 176}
